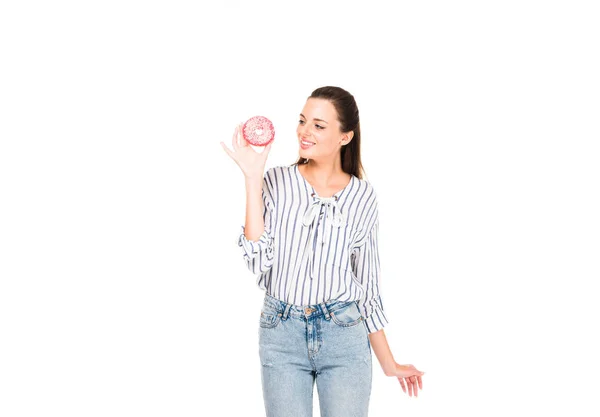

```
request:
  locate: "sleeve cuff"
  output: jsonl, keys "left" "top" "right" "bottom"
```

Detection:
{"left": 363, "top": 304, "right": 389, "bottom": 334}
{"left": 237, "top": 225, "right": 274, "bottom": 261}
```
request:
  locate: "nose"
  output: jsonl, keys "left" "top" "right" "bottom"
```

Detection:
{"left": 299, "top": 123, "right": 311, "bottom": 138}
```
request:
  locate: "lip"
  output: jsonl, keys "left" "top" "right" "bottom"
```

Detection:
{"left": 300, "top": 139, "right": 315, "bottom": 149}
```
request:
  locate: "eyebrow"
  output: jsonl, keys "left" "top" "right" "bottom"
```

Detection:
{"left": 299, "top": 113, "right": 328, "bottom": 124}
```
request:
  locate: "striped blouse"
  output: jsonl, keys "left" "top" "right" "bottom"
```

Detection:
{"left": 237, "top": 163, "right": 389, "bottom": 333}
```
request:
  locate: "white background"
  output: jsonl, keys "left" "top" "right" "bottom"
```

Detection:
{"left": 1, "top": 1, "right": 599, "bottom": 416}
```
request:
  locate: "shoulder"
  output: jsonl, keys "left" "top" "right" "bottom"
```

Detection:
{"left": 264, "top": 164, "right": 296, "bottom": 182}
{"left": 359, "top": 177, "right": 377, "bottom": 194}
{"left": 353, "top": 177, "right": 379, "bottom": 233}
{"left": 352, "top": 178, "right": 380, "bottom": 245}
{"left": 262, "top": 164, "right": 297, "bottom": 195}
{"left": 352, "top": 176, "right": 379, "bottom": 205}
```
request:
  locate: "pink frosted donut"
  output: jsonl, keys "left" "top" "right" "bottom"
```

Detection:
{"left": 242, "top": 116, "right": 275, "bottom": 146}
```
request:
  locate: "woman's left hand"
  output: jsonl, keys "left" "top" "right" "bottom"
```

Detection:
{"left": 388, "top": 362, "right": 425, "bottom": 397}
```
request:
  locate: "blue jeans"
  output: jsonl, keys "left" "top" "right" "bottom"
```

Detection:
{"left": 258, "top": 292, "right": 373, "bottom": 417}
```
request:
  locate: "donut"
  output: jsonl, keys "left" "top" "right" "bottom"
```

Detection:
{"left": 242, "top": 116, "right": 275, "bottom": 146}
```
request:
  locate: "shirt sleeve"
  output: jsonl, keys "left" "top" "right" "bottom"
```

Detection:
{"left": 352, "top": 201, "right": 389, "bottom": 334}
{"left": 237, "top": 171, "right": 275, "bottom": 274}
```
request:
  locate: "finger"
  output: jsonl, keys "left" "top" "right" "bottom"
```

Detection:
{"left": 239, "top": 122, "right": 249, "bottom": 147}
{"left": 398, "top": 377, "right": 406, "bottom": 393}
{"left": 417, "top": 375, "right": 423, "bottom": 390}
{"left": 232, "top": 125, "right": 240, "bottom": 151}
{"left": 406, "top": 378, "right": 413, "bottom": 397}
{"left": 412, "top": 377, "right": 418, "bottom": 398}
{"left": 263, "top": 142, "right": 273, "bottom": 157}
{"left": 220, "top": 141, "right": 233, "bottom": 159}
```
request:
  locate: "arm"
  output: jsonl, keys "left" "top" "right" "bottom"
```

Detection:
{"left": 369, "top": 329, "right": 396, "bottom": 376}
{"left": 243, "top": 175, "right": 267, "bottom": 241}
{"left": 352, "top": 187, "right": 426, "bottom": 397}
{"left": 237, "top": 171, "right": 275, "bottom": 274}
{"left": 370, "top": 328, "right": 426, "bottom": 399}
{"left": 353, "top": 203, "right": 389, "bottom": 334}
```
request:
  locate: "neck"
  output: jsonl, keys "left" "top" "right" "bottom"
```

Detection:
{"left": 302, "top": 158, "right": 344, "bottom": 186}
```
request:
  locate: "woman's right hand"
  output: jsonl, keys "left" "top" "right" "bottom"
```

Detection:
{"left": 221, "top": 122, "right": 273, "bottom": 180}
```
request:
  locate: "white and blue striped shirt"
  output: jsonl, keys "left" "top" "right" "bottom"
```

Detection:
{"left": 237, "top": 163, "right": 389, "bottom": 333}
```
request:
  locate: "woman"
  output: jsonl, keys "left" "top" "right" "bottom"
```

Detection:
{"left": 221, "top": 86, "right": 424, "bottom": 416}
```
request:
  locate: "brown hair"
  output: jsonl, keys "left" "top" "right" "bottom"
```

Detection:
{"left": 293, "top": 86, "right": 366, "bottom": 180}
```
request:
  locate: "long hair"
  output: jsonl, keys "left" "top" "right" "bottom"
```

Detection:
{"left": 292, "top": 86, "right": 366, "bottom": 180}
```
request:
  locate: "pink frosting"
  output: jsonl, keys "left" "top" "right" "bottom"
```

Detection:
{"left": 243, "top": 116, "right": 275, "bottom": 146}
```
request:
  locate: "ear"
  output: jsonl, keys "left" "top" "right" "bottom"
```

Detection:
{"left": 341, "top": 131, "right": 354, "bottom": 145}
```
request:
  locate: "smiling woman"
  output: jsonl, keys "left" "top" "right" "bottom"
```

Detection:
{"left": 293, "top": 87, "right": 363, "bottom": 180}
{"left": 221, "top": 85, "right": 424, "bottom": 416}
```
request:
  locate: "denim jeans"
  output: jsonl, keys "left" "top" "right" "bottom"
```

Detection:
{"left": 258, "top": 292, "right": 372, "bottom": 417}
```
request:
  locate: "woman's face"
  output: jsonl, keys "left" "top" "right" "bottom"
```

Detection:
{"left": 297, "top": 98, "right": 350, "bottom": 161}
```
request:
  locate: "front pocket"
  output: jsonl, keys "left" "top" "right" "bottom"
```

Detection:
{"left": 259, "top": 310, "right": 282, "bottom": 329}
{"left": 330, "top": 302, "right": 363, "bottom": 328}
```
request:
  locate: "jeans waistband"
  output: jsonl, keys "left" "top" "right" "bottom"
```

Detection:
{"left": 263, "top": 292, "right": 357, "bottom": 321}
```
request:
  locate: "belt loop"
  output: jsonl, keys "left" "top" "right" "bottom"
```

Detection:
{"left": 319, "top": 301, "right": 331, "bottom": 320}
{"left": 281, "top": 302, "right": 292, "bottom": 321}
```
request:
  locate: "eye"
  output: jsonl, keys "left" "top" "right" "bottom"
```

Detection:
{"left": 298, "top": 119, "right": 305, "bottom": 125}
{"left": 315, "top": 124, "right": 324, "bottom": 130}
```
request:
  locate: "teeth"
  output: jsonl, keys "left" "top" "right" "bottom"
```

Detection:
{"left": 301, "top": 140, "right": 314, "bottom": 145}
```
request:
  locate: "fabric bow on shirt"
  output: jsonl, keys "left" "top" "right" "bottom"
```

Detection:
{"left": 299, "top": 194, "right": 346, "bottom": 279}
